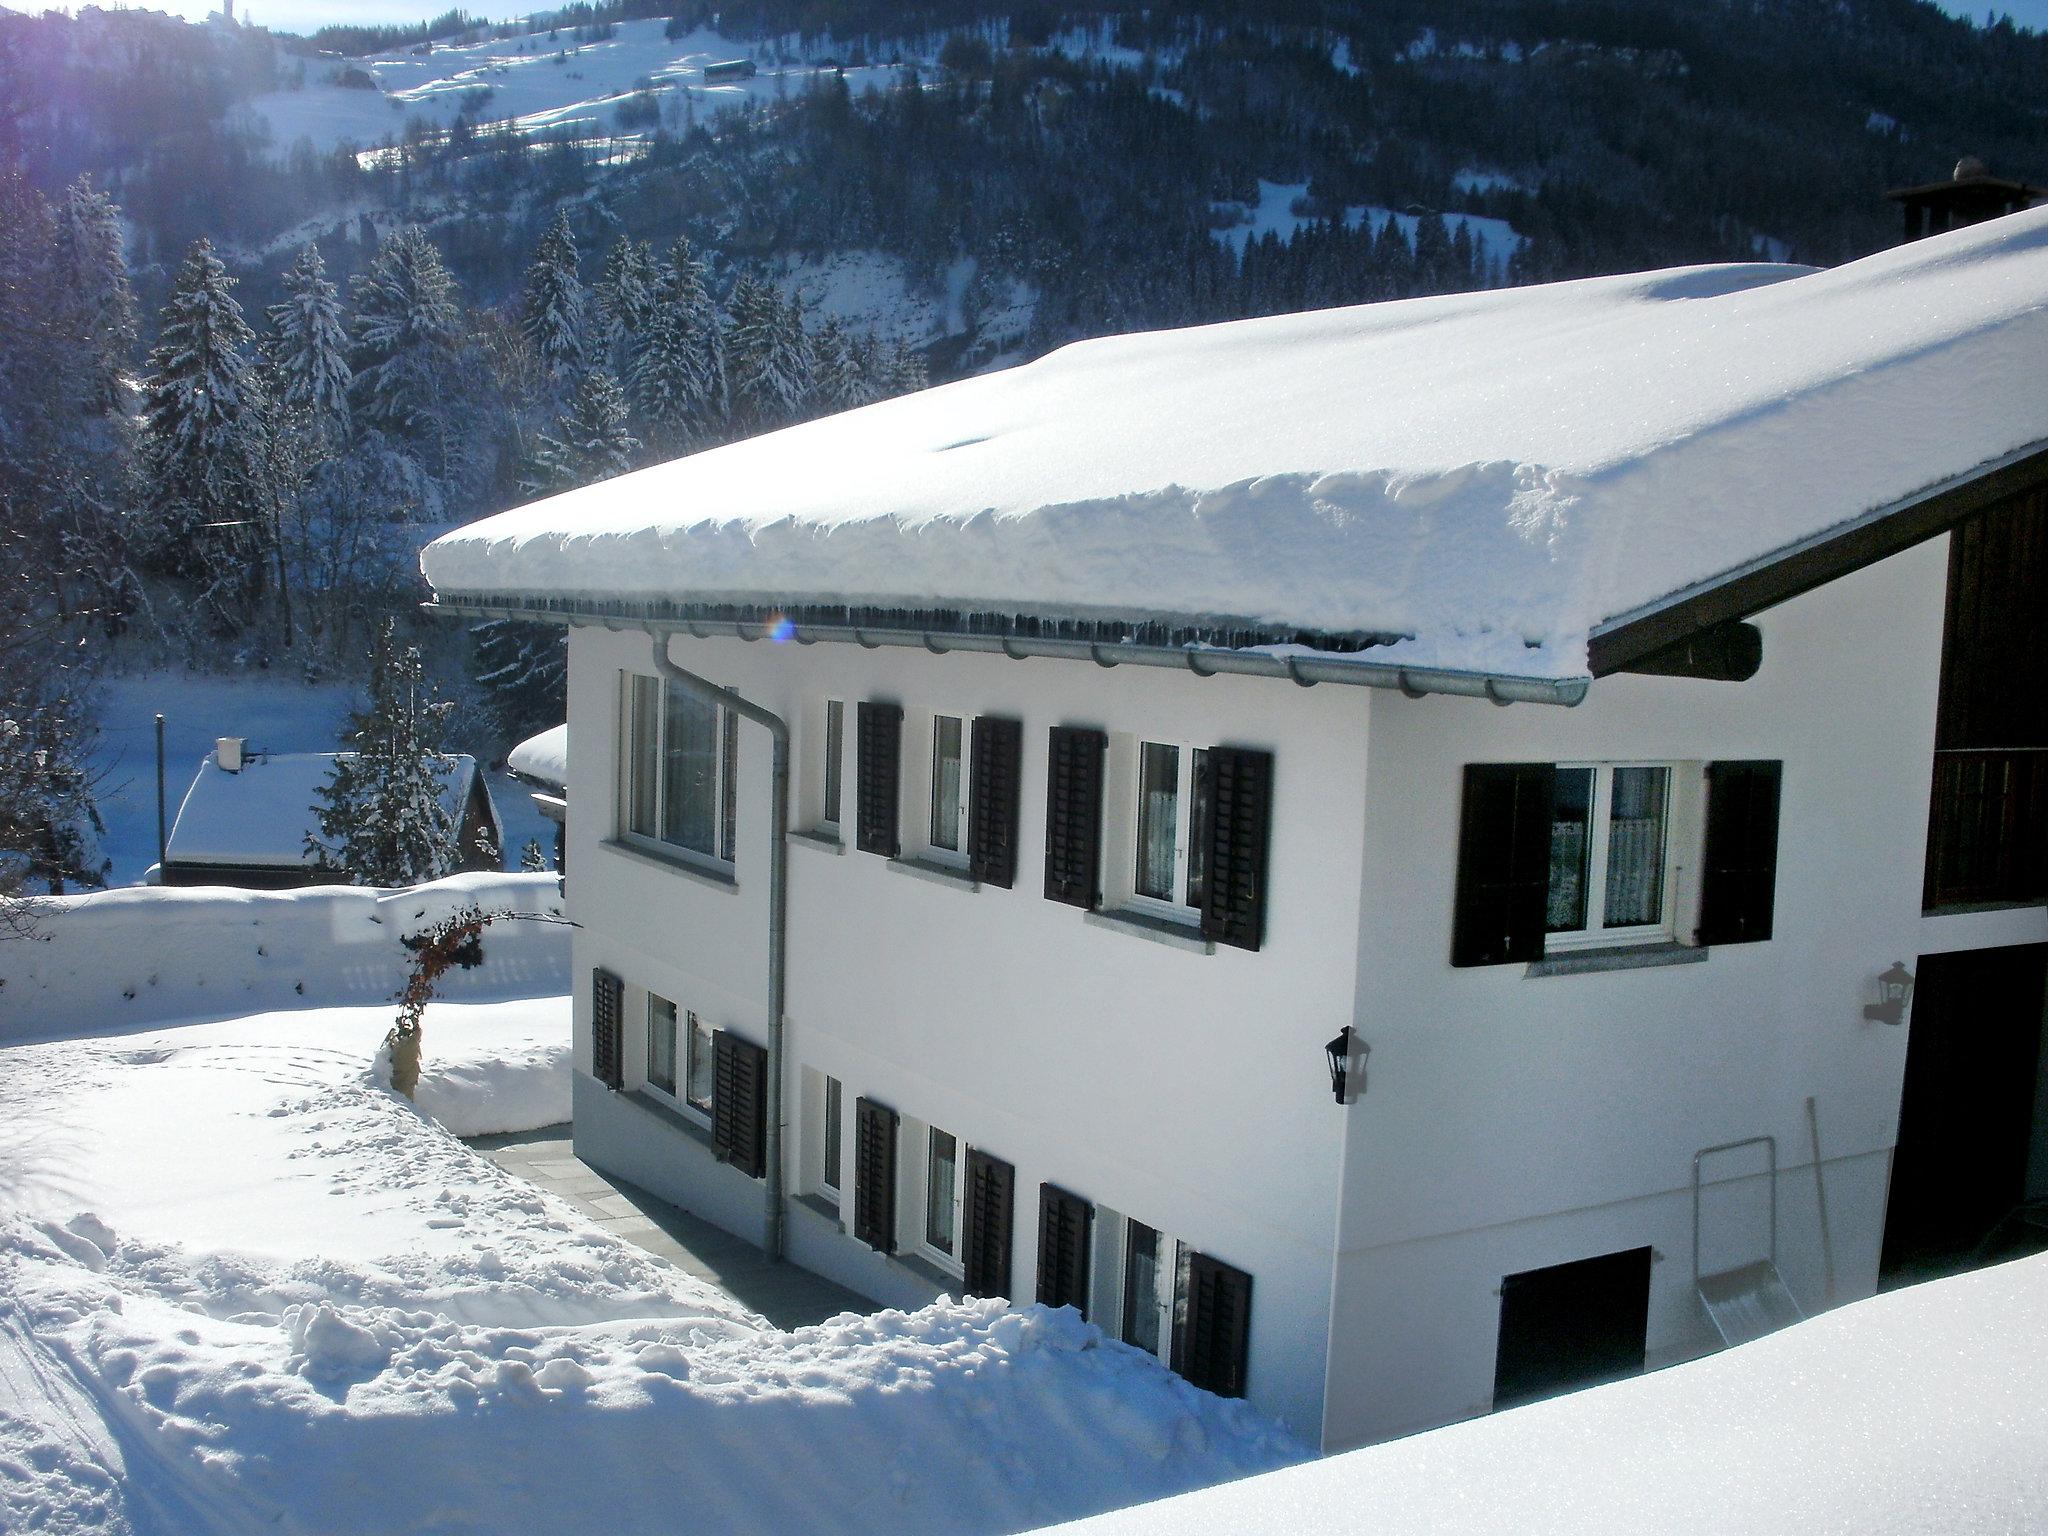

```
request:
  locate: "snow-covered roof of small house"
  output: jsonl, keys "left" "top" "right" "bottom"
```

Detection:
{"left": 165, "top": 751, "right": 486, "bottom": 870}
{"left": 507, "top": 724, "right": 568, "bottom": 790}
{"left": 421, "top": 209, "right": 2048, "bottom": 683}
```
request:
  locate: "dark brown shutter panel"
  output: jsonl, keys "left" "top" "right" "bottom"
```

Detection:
{"left": 855, "top": 702, "right": 903, "bottom": 858}
{"left": 1175, "top": 1251, "right": 1253, "bottom": 1399}
{"left": 968, "top": 716, "right": 1024, "bottom": 888}
{"left": 710, "top": 1029, "right": 768, "bottom": 1178}
{"left": 1043, "top": 726, "right": 1106, "bottom": 908}
{"left": 1199, "top": 747, "right": 1274, "bottom": 951}
{"left": 1697, "top": 760, "right": 1783, "bottom": 946}
{"left": 853, "top": 1097, "right": 899, "bottom": 1251}
{"left": 961, "top": 1148, "right": 1016, "bottom": 1298}
{"left": 1451, "top": 763, "right": 1556, "bottom": 967}
{"left": 591, "top": 968, "right": 623, "bottom": 1089}
{"left": 1034, "top": 1183, "right": 1093, "bottom": 1315}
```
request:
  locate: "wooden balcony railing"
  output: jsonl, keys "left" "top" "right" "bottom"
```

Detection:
{"left": 1924, "top": 748, "right": 2048, "bottom": 909}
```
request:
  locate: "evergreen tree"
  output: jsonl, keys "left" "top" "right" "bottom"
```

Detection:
{"left": 632, "top": 238, "right": 725, "bottom": 452}
{"left": 268, "top": 242, "right": 351, "bottom": 436}
{"left": 521, "top": 208, "right": 586, "bottom": 378}
{"left": 878, "top": 338, "right": 929, "bottom": 399}
{"left": 50, "top": 176, "right": 135, "bottom": 417}
{"left": 594, "top": 236, "right": 655, "bottom": 376}
{"left": 469, "top": 618, "right": 566, "bottom": 743}
{"left": 310, "top": 621, "right": 459, "bottom": 887}
{"left": 810, "top": 318, "right": 871, "bottom": 414}
{"left": 529, "top": 366, "right": 637, "bottom": 490}
{"left": 141, "top": 238, "right": 269, "bottom": 598}
{"left": 725, "top": 275, "right": 812, "bottom": 432}
{"left": 350, "top": 225, "right": 459, "bottom": 449}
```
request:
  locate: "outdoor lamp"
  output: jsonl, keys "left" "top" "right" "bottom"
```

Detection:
{"left": 1325, "top": 1027, "right": 1359, "bottom": 1105}
{"left": 1862, "top": 961, "right": 1914, "bottom": 1026}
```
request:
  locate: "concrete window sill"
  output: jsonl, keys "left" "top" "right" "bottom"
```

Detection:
{"left": 1525, "top": 942, "right": 1707, "bottom": 978}
{"left": 601, "top": 838, "right": 738, "bottom": 894}
{"left": 1922, "top": 897, "right": 2048, "bottom": 918}
{"left": 1084, "top": 906, "right": 1214, "bottom": 955}
{"left": 790, "top": 829, "right": 845, "bottom": 856}
{"left": 886, "top": 855, "right": 980, "bottom": 892}
{"left": 792, "top": 1191, "right": 846, "bottom": 1233}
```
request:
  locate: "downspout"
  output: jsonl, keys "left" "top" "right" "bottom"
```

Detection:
{"left": 649, "top": 633, "right": 791, "bottom": 1262}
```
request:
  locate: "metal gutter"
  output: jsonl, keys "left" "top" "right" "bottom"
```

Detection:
{"left": 647, "top": 633, "right": 793, "bottom": 1264}
{"left": 423, "top": 599, "right": 1590, "bottom": 707}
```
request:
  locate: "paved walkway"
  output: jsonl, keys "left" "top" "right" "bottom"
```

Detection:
{"left": 469, "top": 1124, "right": 869, "bottom": 1330}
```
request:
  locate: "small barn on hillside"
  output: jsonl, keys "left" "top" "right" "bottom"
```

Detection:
{"left": 162, "top": 740, "right": 501, "bottom": 888}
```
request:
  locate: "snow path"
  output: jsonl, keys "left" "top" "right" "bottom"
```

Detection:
{"left": 0, "top": 1003, "right": 1302, "bottom": 1532}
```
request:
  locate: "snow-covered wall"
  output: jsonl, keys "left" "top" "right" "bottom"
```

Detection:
{"left": 0, "top": 872, "right": 569, "bottom": 1037}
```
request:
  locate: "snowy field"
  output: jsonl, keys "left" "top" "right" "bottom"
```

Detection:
{"left": 0, "top": 880, "right": 1302, "bottom": 1533}
{"left": 1055, "top": 1251, "right": 2048, "bottom": 1534}
{"left": 1210, "top": 179, "right": 1524, "bottom": 270}
{"left": 88, "top": 670, "right": 552, "bottom": 886}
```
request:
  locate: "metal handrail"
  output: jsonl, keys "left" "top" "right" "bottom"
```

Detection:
{"left": 1692, "top": 1134, "right": 1778, "bottom": 1289}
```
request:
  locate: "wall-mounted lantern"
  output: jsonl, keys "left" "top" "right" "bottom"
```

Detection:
{"left": 1862, "top": 961, "right": 1915, "bottom": 1026}
{"left": 1325, "top": 1027, "right": 1366, "bottom": 1105}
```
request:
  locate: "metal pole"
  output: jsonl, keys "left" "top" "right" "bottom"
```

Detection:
{"left": 1806, "top": 1096, "right": 1837, "bottom": 1305}
{"left": 155, "top": 713, "right": 168, "bottom": 876}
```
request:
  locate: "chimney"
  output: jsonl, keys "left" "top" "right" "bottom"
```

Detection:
{"left": 1886, "top": 156, "right": 2046, "bottom": 243}
{"left": 216, "top": 737, "right": 245, "bottom": 772}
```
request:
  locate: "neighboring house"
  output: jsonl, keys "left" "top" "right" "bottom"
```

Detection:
{"left": 162, "top": 739, "right": 501, "bottom": 888}
{"left": 420, "top": 208, "right": 2048, "bottom": 1452}
{"left": 508, "top": 723, "right": 568, "bottom": 873}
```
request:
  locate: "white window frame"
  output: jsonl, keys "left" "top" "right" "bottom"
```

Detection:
{"left": 920, "top": 1123, "right": 965, "bottom": 1272}
{"left": 1117, "top": 1218, "right": 1181, "bottom": 1366}
{"left": 1120, "top": 737, "right": 1204, "bottom": 926}
{"left": 680, "top": 1008, "right": 715, "bottom": 1125}
{"left": 819, "top": 1073, "right": 843, "bottom": 1205}
{"left": 645, "top": 992, "right": 680, "bottom": 1102}
{"left": 819, "top": 699, "right": 845, "bottom": 837}
{"left": 617, "top": 671, "right": 739, "bottom": 874}
{"left": 921, "top": 710, "right": 972, "bottom": 869}
{"left": 1545, "top": 760, "right": 1682, "bottom": 951}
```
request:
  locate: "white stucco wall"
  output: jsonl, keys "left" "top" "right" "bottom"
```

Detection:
{"left": 562, "top": 625, "right": 1370, "bottom": 1445}
{"left": 1322, "top": 534, "right": 2048, "bottom": 1449}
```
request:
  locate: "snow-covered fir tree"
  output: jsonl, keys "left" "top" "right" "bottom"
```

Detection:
{"left": 594, "top": 236, "right": 655, "bottom": 376}
{"left": 880, "top": 338, "right": 929, "bottom": 398}
{"left": 521, "top": 209, "right": 586, "bottom": 379}
{"left": 811, "top": 318, "right": 872, "bottom": 413}
{"left": 310, "top": 621, "right": 458, "bottom": 887}
{"left": 141, "top": 238, "right": 270, "bottom": 593}
{"left": 50, "top": 176, "right": 135, "bottom": 418}
{"left": 725, "top": 275, "right": 813, "bottom": 432}
{"left": 267, "top": 243, "right": 351, "bottom": 437}
{"left": 529, "top": 366, "right": 637, "bottom": 490}
{"left": 631, "top": 238, "right": 725, "bottom": 452}
{"left": 469, "top": 617, "right": 565, "bottom": 742}
{"left": 350, "top": 225, "right": 459, "bottom": 447}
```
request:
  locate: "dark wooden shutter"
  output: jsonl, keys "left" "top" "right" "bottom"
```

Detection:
{"left": 1175, "top": 1251, "right": 1253, "bottom": 1399}
{"left": 710, "top": 1029, "right": 768, "bottom": 1179}
{"left": 1697, "top": 760, "right": 1783, "bottom": 946}
{"left": 591, "top": 968, "right": 623, "bottom": 1089}
{"left": 962, "top": 1149, "right": 1016, "bottom": 1298}
{"left": 853, "top": 1097, "right": 898, "bottom": 1251}
{"left": 1199, "top": 747, "right": 1274, "bottom": 951}
{"left": 1043, "top": 727, "right": 1106, "bottom": 908}
{"left": 855, "top": 702, "right": 903, "bottom": 858}
{"left": 1451, "top": 763, "right": 1557, "bottom": 967}
{"left": 968, "top": 716, "right": 1024, "bottom": 888}
{"left": 1034, "top": 1183, "right": 1093, "bottom": 1315}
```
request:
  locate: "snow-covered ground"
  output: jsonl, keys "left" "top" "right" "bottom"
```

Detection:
{"left": 1054, "top": 1251, "right": 2048, "bottom": 1534}
{"left": 1210, "top": 180, "right": 1524, "bottom": 269}
{"left": 87, "top": 670, "right": 552, "bottom": 886}
{"left": 0, "top": 879, "right": 1302, "bottom": 1532}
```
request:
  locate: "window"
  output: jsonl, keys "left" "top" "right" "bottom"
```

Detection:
{"left": 822, "top": 700, "right": 845, "bottom": 832}
{"left": 1130, "top": 741, "right": 1211, "bottom": 918}
{"left": 821, "top": 1075, "right": 843, "bottom": 1201}
{"left": 620, "top": 673, "right": 738, "bottom": 867}
{"left": 647, "top": 993, "right": 678, "bottom": 1097}
{"left": 929, "top": 714, "right": 967, "bottom": 860}
{"left": 1120, "top": 1219, "right": 1177, "bottom": 1362}
{"left": 925, "top": 1127, "right": 961, "bottom": 1261}
{"left": 1546, "top": 763, "right": 1674, "bottom": 946}
{"left": 684, "top": 1010, "right": 714, "bottom": 1115}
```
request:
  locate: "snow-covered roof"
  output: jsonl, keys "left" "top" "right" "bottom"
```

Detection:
{"left": 422, "top": 210, "right": 2048, "bottom": 681}
{"left": 507, "top": 724, "right": 568, "bottom": 790}
{"left": 165, "top": 752, "right": 484, "bottom": 869}
{"left": 1053, "top": 1252, "right": 2048, "bottom": 1536}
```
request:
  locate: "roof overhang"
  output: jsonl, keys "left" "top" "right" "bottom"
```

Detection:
{"left": 1588, "top": 437, "right": 2048, "bottom": 676}
{"left": 420, "top": 596, "right": 1592, "bottom": 707}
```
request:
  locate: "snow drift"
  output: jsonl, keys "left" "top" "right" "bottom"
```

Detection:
{"left": 423, "top": 209, "right": 2048, "bottom": 679}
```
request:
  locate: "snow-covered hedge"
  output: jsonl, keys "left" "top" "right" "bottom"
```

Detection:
{"left": 0, "top": 871, "right": 568, "bottom": 1037}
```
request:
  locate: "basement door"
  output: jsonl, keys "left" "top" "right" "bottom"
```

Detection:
{"left": 1491, "top": 1246, "right": 1652, "bottom": 1411}
{"left": 1880, "top": 943, "right": 2048, "bottom": 1284}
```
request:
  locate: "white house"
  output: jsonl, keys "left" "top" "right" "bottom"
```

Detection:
{"left": 420, "top": 208, "right": 2048, "bottom": 1452}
